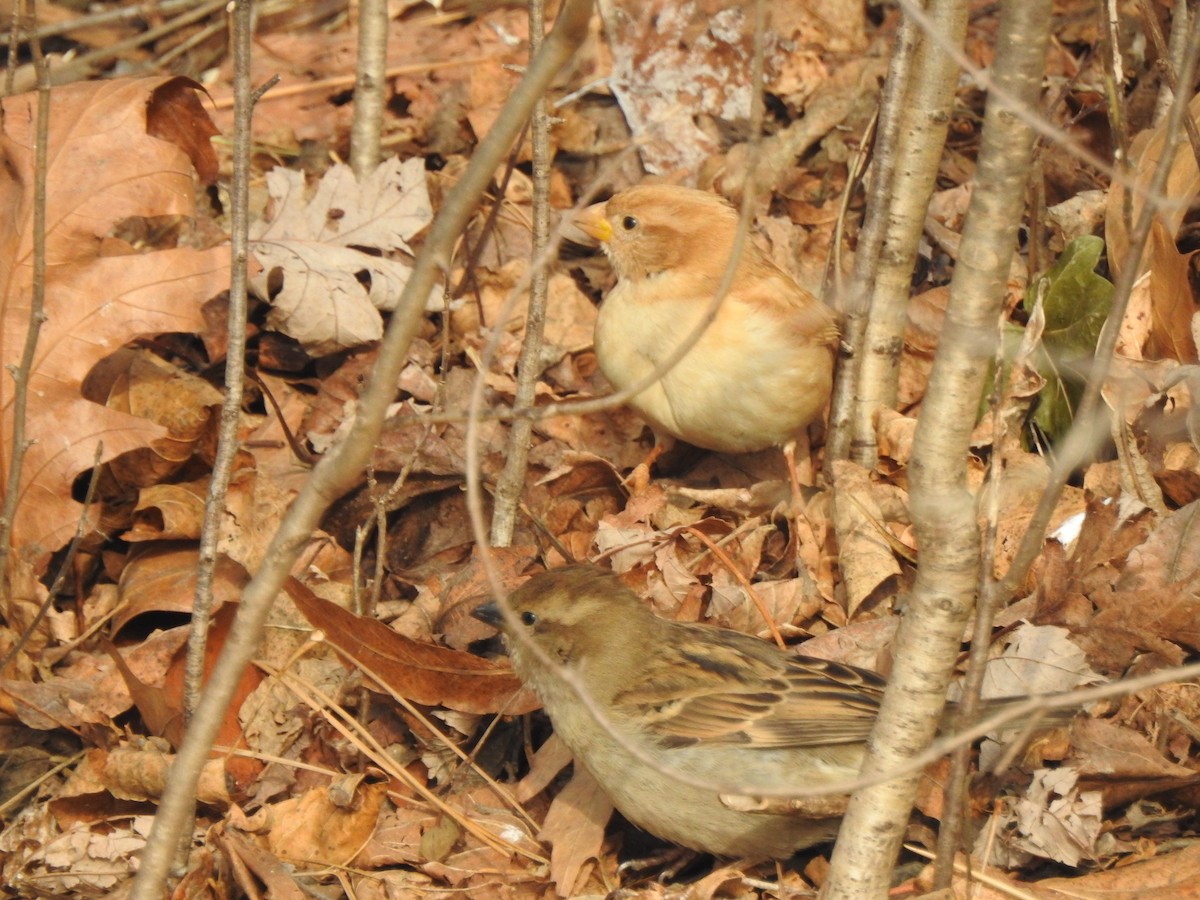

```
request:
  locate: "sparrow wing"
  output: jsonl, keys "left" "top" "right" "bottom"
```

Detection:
{"left": 613, "top": 625, "right": 886, "bottom": 750}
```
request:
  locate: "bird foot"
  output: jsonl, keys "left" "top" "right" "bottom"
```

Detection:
{"left": 616, "top": 846, "right": 702, "bottom": 884}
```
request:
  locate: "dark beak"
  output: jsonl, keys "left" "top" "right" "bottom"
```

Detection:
{"left": 472, "top": 601, "right": 503, "bottom": 628}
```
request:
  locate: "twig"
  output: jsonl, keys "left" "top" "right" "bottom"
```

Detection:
{"left": 825, "top": 14, "right": 913, "bottom": 471}
{"left": 129, "top": 3, "right": 594, "bottom": 894}
{"left": 490, "top": 0, "right": 553, "bottom": 547}
{"left": 0, "top": 750, "right": 85, "bottom": 819}
{"left": 905, "top": 843, "right": 1041, "bottom": 900}
{"left": 1138, "top": 0, "right": 1200, "bottom": 171}
{"left": 208, "top": 57, "right": 503, "bottom": 110}
{"left": 934, "top": 294, "right": 1039, "bottom": 885}
{"left": 183, "top": 1, "right": 272, "bottom": 719}
{"left": 8, "top": 0, "right": 201, "bottom": 43}
{"left": 268, "top": 661, "right": 548, "bottom": 863}
{"left": 826, "top": 0, "right": 1052, "bottom": 893}
{"left": 41, "top": 0, "right": 228, "bottom": 84}
{"left": 4, "top": 3, "right": 24, "bottom": 95}
{"left": 849, "top": 0, "right": 966, "bottom": 467}
{"left": 894, "top": 0, "right": 1181, "bottom": 214}
{"left": 683, "top": 526, "right": 785, "bottom": 649}
{"left": 1101, "top": 0, "right": 1134, "bottom": 234}
{"left": 982, "top": 10, "right": 1200, "bottom": 643}
{"left": 151, "top": 19, "right": 225, "bottom": 72}
{"left": 0, "top": 12, "right": 49, "bottom": 588}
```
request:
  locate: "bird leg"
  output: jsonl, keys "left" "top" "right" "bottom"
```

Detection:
{"left": 622, "top": 432, "right": 674, "bottom": 494}
{"left": 783, "top": 433, "right": 822, "bottom": 590}
{"left": 616, "top": 846, "right": 703, "bottom": 884}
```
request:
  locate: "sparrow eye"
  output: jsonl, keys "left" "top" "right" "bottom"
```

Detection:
{"left": 520, "top": 611, "right": 538, "bottom": 627}
{"left": 621, "top": 215, "right": 638, "bottom": 231}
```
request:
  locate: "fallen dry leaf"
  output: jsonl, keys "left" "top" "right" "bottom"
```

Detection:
{"left": 288, "top": 579, "right": 538, "bottom": 715}
{"left": 540, "top": 766, "right": 611, "bottom": 895}
{"left": 250, "top": 156, "right": 433, "bottom": 354}
{"left": 0, "top": 76, "right": 231, "bottom": 564}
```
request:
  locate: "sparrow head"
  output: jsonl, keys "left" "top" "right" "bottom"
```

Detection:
{"left": 575, "top": 185, "right": 743, "bottom": 282}
{"left": 472, "top": 566, "right": 652, "bottom": 681}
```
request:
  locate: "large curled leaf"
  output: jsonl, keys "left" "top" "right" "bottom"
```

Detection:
{"left": 0, "top": 77, "right": 230, "bottom": 563}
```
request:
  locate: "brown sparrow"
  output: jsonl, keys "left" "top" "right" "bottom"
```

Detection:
{"left": 476, "top": 567, "right": 885, "bottom": 857}
{"left": 475, "top": 566, "right": 1073, "bottom": 858}
{"left": 575, "top": 185, "right": 839, "bottom": 457}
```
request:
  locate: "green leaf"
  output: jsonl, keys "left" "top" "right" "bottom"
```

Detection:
{"left": 1023, "top": 236, "right": 1113, "bottom": 442}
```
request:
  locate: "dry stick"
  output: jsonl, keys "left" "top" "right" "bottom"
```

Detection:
{"left": 490, "top": 0, "right": 551, "bottom": 548}
{"left": 851, "top": 0, "right": 967, "bottom": 469}
{"left": 129, "top": 3, "right": 593, "bottom": 893}
{"left": 1156, "top": 0, "right": 1193, "bottom": 125}
{"left": 208, "top": 57, "right": 503, "bottom": 110}
{"left": 826, "top": 0, "right": 1052, "bottom": 895}
{"left": 4, "top": 5, "right": 23, "bottom": 94}
{"left": 0, "top": 749, "right": 85, "bottom": 820}
{"left": 8, "top": 0, "right": 200, "bottom": 42}
{"left": 332, "top": 648, "right": 542, "bottom": 833}
{"left": 362, "top": 424, "right": 436, "bottom": 617}
{"left": 895, "top": 0, "right": 1178, "bottom": 212}
{"left": 40, "top": 0, "right": 227, "bottom": 83}
{"left": 682, "top": 526, "right": 785, "bottom": 650}
{"left": 822, "top": 10, "right": 991, "bottom": 467}
{"left": 178, "top": 4, "right": 267, "bottom": 874}
{"left": 978, "top": 9, "right": 1200, "bottom": 703}
{"left": 0, "top": 15, "right": 49, "bottom": 589}
{"left": 349, "top": 0, "right": 388, "bottom": 176}
{"left": 151, "top": 19, "right": 224, "bottom": 72}
{"left": 934, "top": 293, "right": 1045, "bottom": 887}
{"left": 183, "top": 0, "right": 270, "bottom": 719}
{"left": 907, "top": 843, "right": 1042, "bottom": 900}
{"left": 937, "top": 12, "right": 1200, "bottom": 891}
{"left": 267, "top": 663, "right": 548, "bottom": 864}
{"left": 1139, "top": 0, "right": 1200, "bottom": 169}
{"left": 1101, "top": 0, "right": 1135, "bottom": 226}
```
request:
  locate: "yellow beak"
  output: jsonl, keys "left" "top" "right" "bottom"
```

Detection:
{"left": 574, "top": 201, "right": 613, "bottom": 243}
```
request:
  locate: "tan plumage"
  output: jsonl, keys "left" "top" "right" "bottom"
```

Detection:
{"left": 474, "top": 565, "right": 1074, "bottom": 858}
{"left": 576, "top": 185, "right": 839, "bottom": 454}
{"left": 474, "top": 565, "right": 875, "bottom": 857}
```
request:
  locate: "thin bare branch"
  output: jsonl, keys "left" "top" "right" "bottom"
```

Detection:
{"left": 129, "top": 3, "right": 594, "bottom": 893}
{"left": 0, "top": 6, "right": 50, "bottom": 587}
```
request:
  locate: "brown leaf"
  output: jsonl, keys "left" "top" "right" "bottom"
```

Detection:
{"left": 0, "top": 76, "right": 231, "bottom": 564}
{"left": 540, "top": 766, "right": 612, "bottom": 896}
{"left": 1144, "top": 219, "right": 1199, "bottom": 362}
{"left": 287, "top": 579, "right": 538, "bottom": 715}
{"left": 266, "top": 779, "right": 387, "bottom": 866}
{"left": 218, "top": 832, "right": 308, "bottom": 900}
{"left": 1071, "top": 718, "right": 1200, "bottom": 808}
{"left": 1037, "top": 840, "right": 1200, "bottom": 899}
{"left": 113, "top": 545, "right": 249, "bottom": 636}
{"left": 57, "top": 745, "right": 230, "bottom": 808}
{"left": 1106, "top": 91, "right": 1200, "bottom": 285}
{"left": 1117, "top": 498, "right": 1200, "bottom": 592}
{"left": 514, "top": 732, "right": 573, "bottom": 803}
{"left": 831, "top": 461, "right": 903, "bottom": 617}
{"left": 145, "top": 78, "right": 220, "bottom": 185}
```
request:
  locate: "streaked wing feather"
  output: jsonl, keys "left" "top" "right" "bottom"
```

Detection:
{"left": 614, "top": 628, "right": 885, "bottom": 750}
